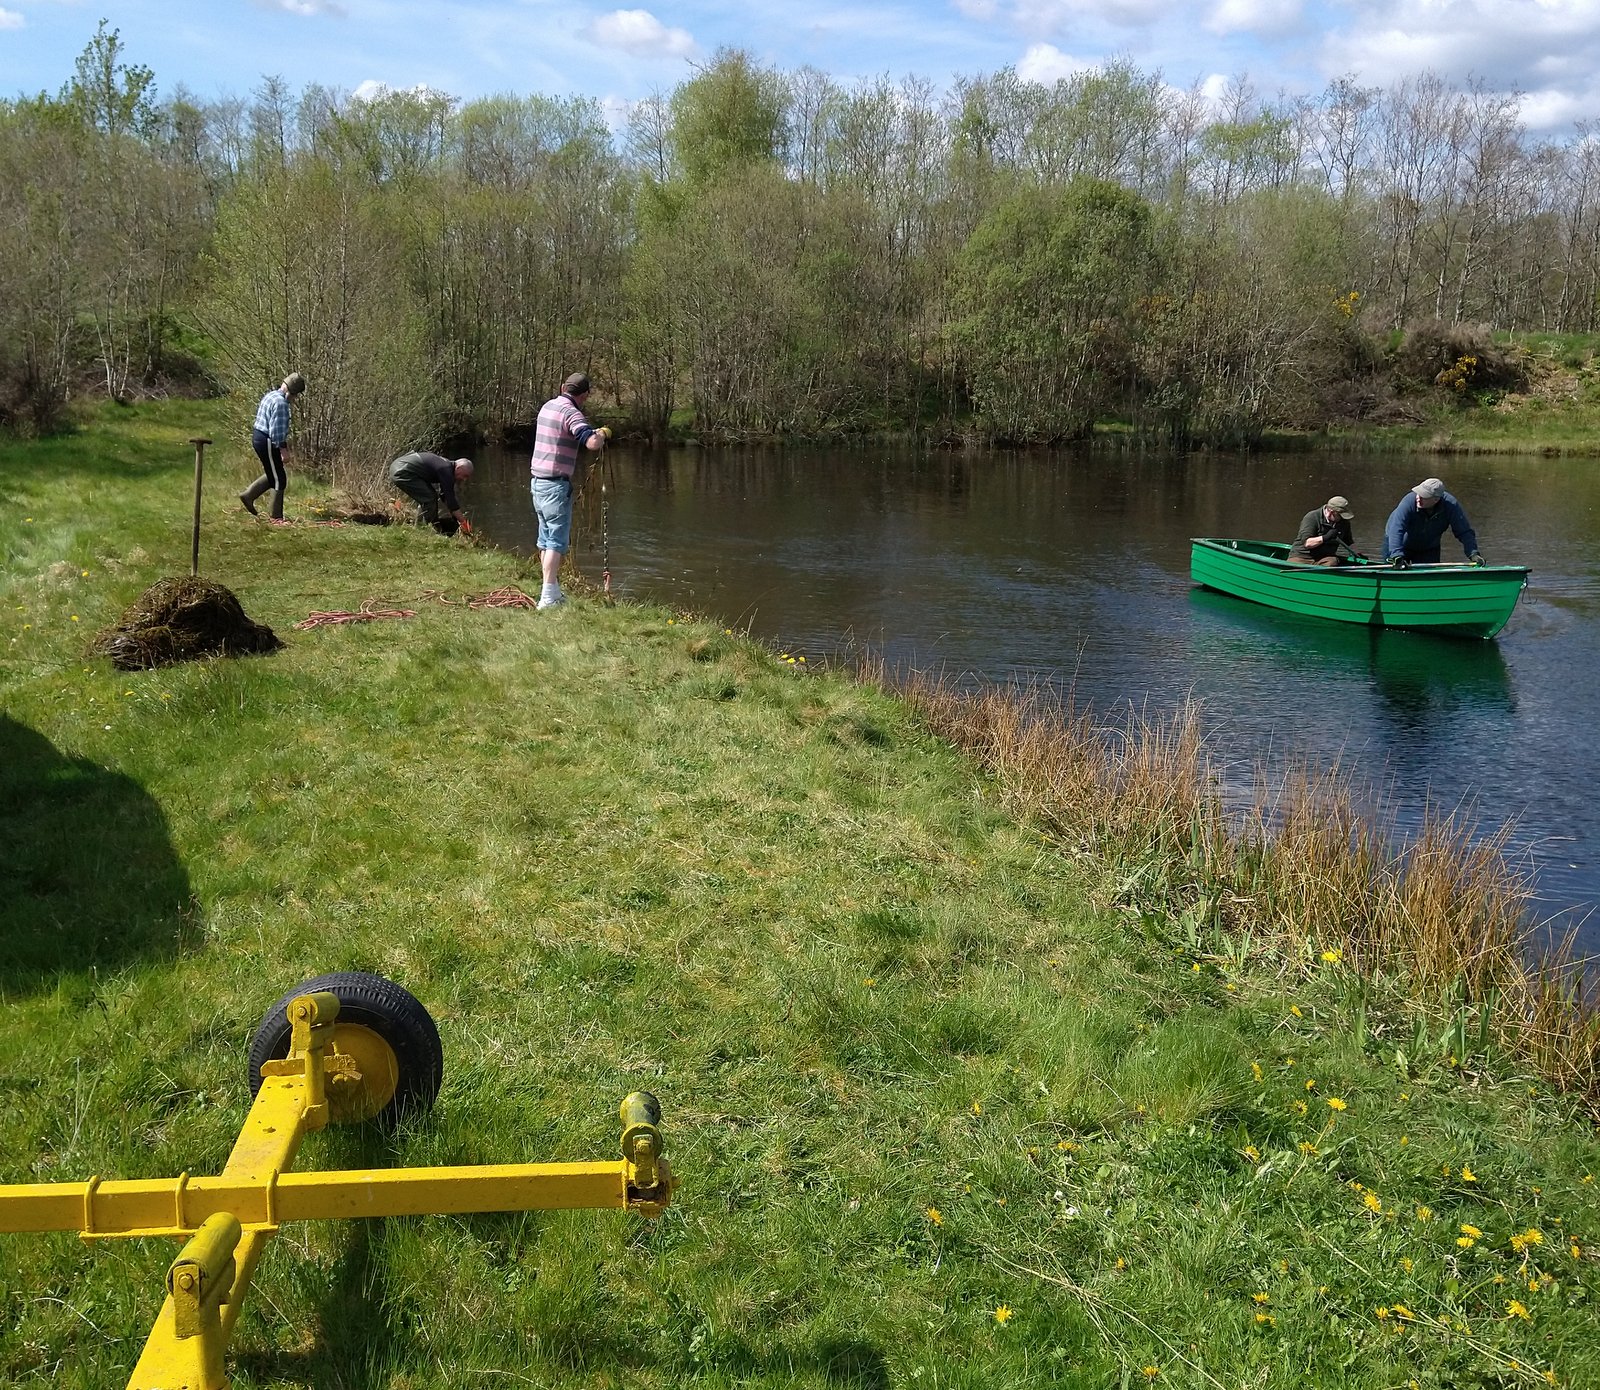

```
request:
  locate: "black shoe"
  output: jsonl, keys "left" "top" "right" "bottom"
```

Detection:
{"left": 239, "top": 491, "right": 259, "bottom": 516}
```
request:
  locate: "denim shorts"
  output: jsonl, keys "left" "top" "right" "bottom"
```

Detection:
{"left": 531, "top": 475, "right": 573, "bottom": 553}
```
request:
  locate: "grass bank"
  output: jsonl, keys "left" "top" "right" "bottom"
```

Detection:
{"left": 3, "top": 402, "right": 1600, "bottom": 1389}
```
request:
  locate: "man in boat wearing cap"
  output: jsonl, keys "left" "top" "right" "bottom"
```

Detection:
{"left": 1383, "top": 478, "right": 1483, "bottom": 568}
{"left": 1288, "top": 495, "right": 1359, "bottom": 566}
{"left": 529, "top": 372, "right": 611, "bottom": 610}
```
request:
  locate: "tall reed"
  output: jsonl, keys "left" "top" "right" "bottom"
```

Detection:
{"left": 863, "top": 658, "right": 1600, "bottom": 1112}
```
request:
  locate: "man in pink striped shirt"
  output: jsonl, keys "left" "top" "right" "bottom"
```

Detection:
{"left": 530, "top": 371, "right": 610, "bottom": 609}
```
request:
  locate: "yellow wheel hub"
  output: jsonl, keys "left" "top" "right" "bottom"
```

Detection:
{"left": 325, "top": 1023, "right": 399, "bottom": 1123}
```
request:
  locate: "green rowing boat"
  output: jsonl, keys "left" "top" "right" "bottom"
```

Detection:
{"left": 1190, "top": 539, "right": 1530, "bottom": 639}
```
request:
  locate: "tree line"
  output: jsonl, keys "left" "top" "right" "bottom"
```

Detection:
{"left": 4, "top": 23, "right": 1598, "bottom": 475}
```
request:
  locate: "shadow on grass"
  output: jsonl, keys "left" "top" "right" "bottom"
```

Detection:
{"left": 0, "top": 715, "right": 195, "bottom": 996}
{"left": 229, "top": 1123, "right": 412, "bottom": 1388}
{"left": 231, "top": 1220, "right": 412, "bottom": 1390}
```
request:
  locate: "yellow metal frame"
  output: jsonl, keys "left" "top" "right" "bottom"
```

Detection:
{"left": 0, "top": 991, "right": 674, "bottom": 1390}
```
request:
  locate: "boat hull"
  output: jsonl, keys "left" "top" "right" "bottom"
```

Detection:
{"left": 1190, "top": 539, "right": 1529, "bottom": 639}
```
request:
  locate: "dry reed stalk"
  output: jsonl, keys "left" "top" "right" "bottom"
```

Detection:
{"left": 861, "top": 656, "right": 1600, "bottom": 1113}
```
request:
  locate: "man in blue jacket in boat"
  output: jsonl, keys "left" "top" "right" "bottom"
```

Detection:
{"left": 1289, "top": 495, "right": 1357, "bottom": 566}
{"left": 1383, "top": 478, "right": 1483, "bottom": 568}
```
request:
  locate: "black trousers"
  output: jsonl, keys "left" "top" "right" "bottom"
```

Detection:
{"left": 250, "top": 429, "right": 287, "bottom": 493}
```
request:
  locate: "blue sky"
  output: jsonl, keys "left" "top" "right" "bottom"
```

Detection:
{"left": 3, "top": 1, "right": 1598, "bottom": 132}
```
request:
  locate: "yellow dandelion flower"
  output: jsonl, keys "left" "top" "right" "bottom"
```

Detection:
{"left": 863, "top": 978, "right": 876, "bottom": 987}
{"left": 1393, "top": 1303, "right": 1415, "bottom": 1320}
{"left": 1254, "top": 1312, "right": 1274, "bottom": 1326}
{"left": 1458, "top": 1236, "right": 1476, "bottom": 1249}
{"left": 1252, "top": 1292, "right": 1270, "bottom": 1305}
{"left": 1290, "top": 1005, "right": 1303, "bottom": 1018}
{"left": 926, "top": 1206, "right": 942, "bottom": 1226}
{"left": 1572, "top": 1242, "right": 1582, "bottom": 1259}
{"left": 1243, "top": 1145, "right": 1261, "bottom": 1162}
{"left": 1327, "top": 1097, "right": 1348, "bottom": 1111}
{"left": 1401, "top": 1257, "right": 1413, "bottom": 1273}
{"left": 1375, "top": 1306, "right": 1390, "bottom": 1320}
{"left": 1057, "top": 1140, "right": 1079, "bottom": 1152}
{"left": 1461, "top": 1166, "right": 1477, "bottom": 1182}
{"left": 1399, "top": 1135, "right": 1409, "bottom": 1146}
{"left": 1416, "top": 1205, "right": 1433, "bottom": 1221}
{"left": 1363, "top": 1191, "right": 1383, "bottom": 1213}
{"left": 1584, "top": 1175, "right": 1594, "bottom": 1184}
{"left": 1291, "top": 1100, "right": 1308, "bottom": 1117}
{"left": 1511, "top": 1228, "right": 1544, "bottom": 1253}
{"left": 1506, "top": 1300, "right": 1530, "bottom": 1320}
{"left": 1298, "top": 1141, "right": 1318, "bottom": 1155}
{"left": 1544, "top": 1371, "right": 1558, "bottom": 1386}
{"left": 994, "top": 1305, "right": 1013, "bottom": 1325}
{"left": 1461, "top": 1224, "right": 1483, "bottom": 1238}
{"left": 1321, "top": 948, "right": 1342, "bottom": 963}
{"left": 1142, "top": 1368, "right": 1160, "bottom": 1382}
{"left": 1251, "top": 1062, "right": 1264, "bottom": 1081}
{"left": 1305, "top": 1078, "right": 1317, "bottom": 1091}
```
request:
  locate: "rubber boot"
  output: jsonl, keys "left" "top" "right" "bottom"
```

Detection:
{"left": 240, "top": 477, "right": 269, "bottom": 515}
{"left": 268, "top": 488, "right": 286, "bottom": 521}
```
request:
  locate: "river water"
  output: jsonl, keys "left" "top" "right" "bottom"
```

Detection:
{"left": 472, "top": 443, "right": 1599, "bottom": 948}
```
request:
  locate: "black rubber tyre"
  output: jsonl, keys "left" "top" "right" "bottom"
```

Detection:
{"left": 246, "top": 971, "right": 443, "bottom": 1127}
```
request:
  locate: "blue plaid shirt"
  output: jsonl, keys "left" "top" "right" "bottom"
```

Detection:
{"left": 253, "top": 388, "right": 292, "bottom": 444}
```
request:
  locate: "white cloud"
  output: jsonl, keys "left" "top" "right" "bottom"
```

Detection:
{"left": 952, "top": 0, "right": 1000, "bottom": 17}
{"left": 1200, "top": 72, "right": 1232, "bottom": 103}
{"left": 1017, "top": 43, "right": 1094, "bottom": 83}
{"left": 350, "top": 80, "right": 447, "bottom": 103}
{"left": 1012, "top": 0, "right": 1169, "bottom": 28}
{"left": 0, "top": 7, "right": 22, "bottom": 30}
{"left": 585, "top": 9, "right": 697, "bottom": 60}
{"left": 1320, "top": 1, "right": 1600, "bottom": 93}
{"left": 252, "top": 0, "right": 347, "bottom": 15}
{"left": 1517, "top": 86, "right": 1600, "bottom": 131}
{"left": 1205, "top": 0, "right": 1303, "bottom": 38}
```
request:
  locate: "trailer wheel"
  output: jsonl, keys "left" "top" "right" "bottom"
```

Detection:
{"left": 247, "top": 972, "right": 443, "bottom": 1127}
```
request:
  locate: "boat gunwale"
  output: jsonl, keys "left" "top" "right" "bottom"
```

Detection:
{"left": 1189, "top": 537, "right": 1531, "bottom": 582}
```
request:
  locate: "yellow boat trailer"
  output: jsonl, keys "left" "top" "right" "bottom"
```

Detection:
{"left": 0, "top": 974, "right": 674, "bottom": 1389}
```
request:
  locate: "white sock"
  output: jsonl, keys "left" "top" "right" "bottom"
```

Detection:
{"left": 540, "top": 582, "right": 562, "bottom": 602}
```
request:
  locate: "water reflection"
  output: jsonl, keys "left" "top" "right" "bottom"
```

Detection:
{"left": 1188, "top": 587, "right": 1516, "bottom": 730}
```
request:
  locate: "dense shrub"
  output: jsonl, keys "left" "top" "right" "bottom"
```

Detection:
{"left": 1393, "top": 320, "right": 1528, "bottom": 396}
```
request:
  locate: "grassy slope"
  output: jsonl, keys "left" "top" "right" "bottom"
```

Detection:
{"left": 2, "top": 402, "right": 1599, "bottom": 1389}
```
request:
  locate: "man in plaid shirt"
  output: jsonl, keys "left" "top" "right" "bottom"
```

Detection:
{"left": 529, "top": 372, "right": 610, "bottom": 609}
{"left": 241, "top": 372, "right": 306, "bottom": 520}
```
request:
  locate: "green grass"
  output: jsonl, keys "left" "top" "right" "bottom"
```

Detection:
{"left": 3, "top": 401, "right": 1600, "bottom": 1388}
